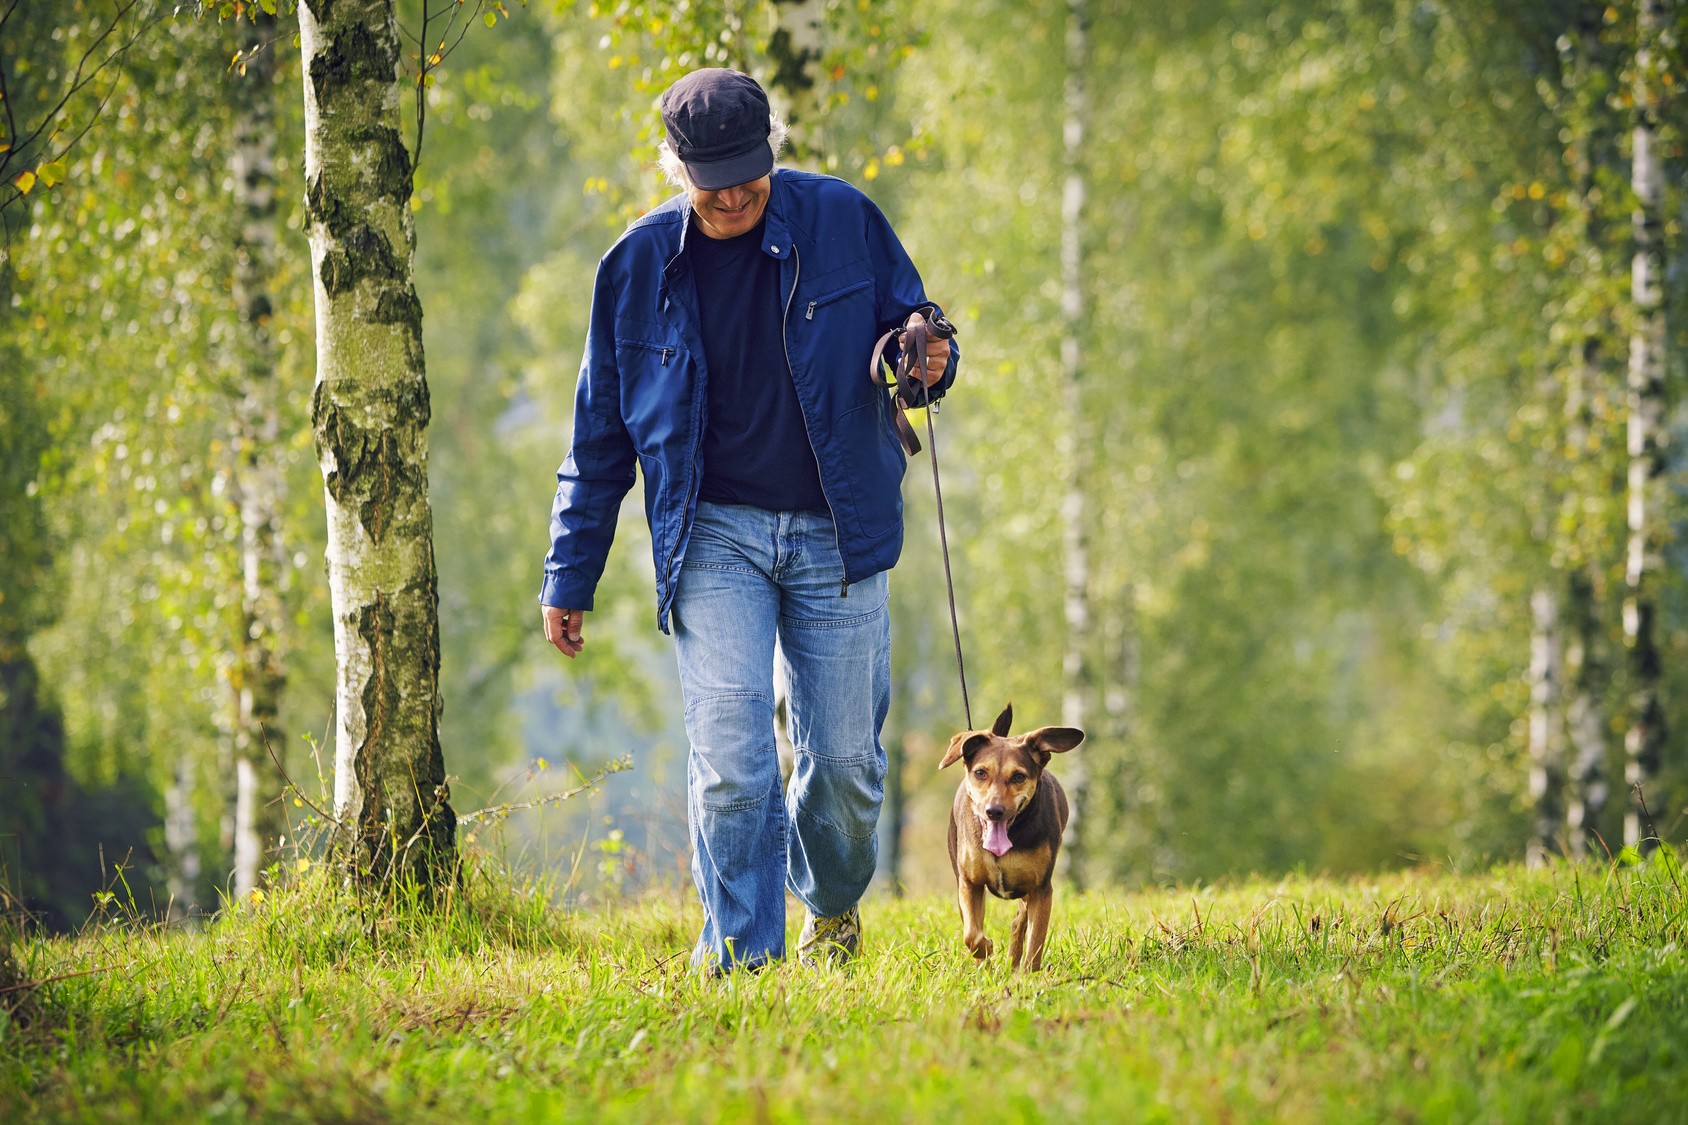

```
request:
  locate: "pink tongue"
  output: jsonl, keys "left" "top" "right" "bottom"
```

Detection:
{"left": 982, "top": 819, "right": 1012, "bottom": 857}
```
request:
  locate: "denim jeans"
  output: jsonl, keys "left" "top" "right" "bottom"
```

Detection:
{"left": 673, "top": 502, "right": 890, "bottom": 972}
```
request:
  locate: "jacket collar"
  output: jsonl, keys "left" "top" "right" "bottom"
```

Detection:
{"left": 661, "top": 169, "right": 796, "bottom": 293}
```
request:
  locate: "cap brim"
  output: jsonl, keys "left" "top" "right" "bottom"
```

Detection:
{"left": 683, "top": 142, "right": 773, "bottom": 192}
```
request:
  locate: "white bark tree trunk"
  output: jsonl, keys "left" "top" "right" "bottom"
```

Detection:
{"left": 1564, "top": 568, "right": 1608, "bottom": 856}
{"left": 1058, "top": 0, "right": 1093, "bottom": 890}
{"left": 228, "top": 11, "right": 288, "bottom": 902}
{"left": 299, "top": 0, "right": 454, "bottom": 886}
{"left": 1623, "top": 0, "right": 1669, "bottom": 851}
{"left": 164, "top": 755, "right": 200, "bottom": 921}
{"left": 1526, "top": 586, "right": 1564, "bottom": 867}
{"left": 766, "top": 0, "right": 827, "bottom": 159}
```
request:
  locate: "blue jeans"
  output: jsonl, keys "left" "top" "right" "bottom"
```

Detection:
{"left": 673, "top": 502, "right": 890, "bottom": 972}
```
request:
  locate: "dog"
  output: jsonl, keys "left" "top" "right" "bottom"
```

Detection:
{"left": 941, "top": 702, "right": 1084, "bottom": 971}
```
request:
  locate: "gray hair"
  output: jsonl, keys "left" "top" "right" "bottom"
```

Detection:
{"left": 657, "top": 111, "right": 789, "bottom": 190}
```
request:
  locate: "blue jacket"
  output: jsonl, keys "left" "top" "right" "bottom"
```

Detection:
{"left": 541, "top": 168, "right": 959, "bottom": 632}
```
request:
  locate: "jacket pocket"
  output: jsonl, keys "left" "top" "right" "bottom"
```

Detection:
{"left": 836, "top": 399, "right": 906, "bottom": 540}
{"left": 614, "top": 338, "right": 689, "bottom": 446}
{"left": 615, "top": 337, "right": 677, "bottom": 366}
{"left": 801, "top": 278, "right": 873, "bottom": 322}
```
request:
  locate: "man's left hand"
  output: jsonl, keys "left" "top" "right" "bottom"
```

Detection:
{"left": 902, "top": 311, "right": 950, "bottom": 387}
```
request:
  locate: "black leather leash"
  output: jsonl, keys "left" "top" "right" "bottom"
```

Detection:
{"left": 870, "top": 312, "right": 973, "bottom": 731}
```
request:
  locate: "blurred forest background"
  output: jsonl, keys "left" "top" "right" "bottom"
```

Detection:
{"left": 5, "top": 0, "right": 1688, "bottom": 930}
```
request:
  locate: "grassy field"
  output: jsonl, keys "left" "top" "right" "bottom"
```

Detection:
{"left": 2, "top": 856, "right": 1685, "bottom": 1123}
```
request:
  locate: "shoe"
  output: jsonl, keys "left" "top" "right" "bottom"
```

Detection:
{"left": 797, "top": 905, "right": 861, "bottom": 965}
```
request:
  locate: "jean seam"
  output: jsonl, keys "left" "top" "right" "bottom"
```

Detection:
{"left": 797, "top": 807, "right": 879, "bottom": 841}
{"left": 697, "top": 780, "right": 780, "bottom": 814}
{"left": 682, "top": 688, "right": 769, "bottom": 718}
{"left": 782, "top": 606, "right": 886, "bottom": 629}
{"left": 681, "top": 561, "right": 764, "bottom": 576}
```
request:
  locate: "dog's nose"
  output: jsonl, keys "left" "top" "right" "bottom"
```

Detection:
{"left": 985, "top": 805, "right": 1006, "bottom": 822}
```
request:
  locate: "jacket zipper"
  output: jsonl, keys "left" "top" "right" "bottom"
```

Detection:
{"left": 804, "top": 279, "right": 872, "bottom": 321}
{"left": 781, "top": 245, "right": 850, "bottom": 597}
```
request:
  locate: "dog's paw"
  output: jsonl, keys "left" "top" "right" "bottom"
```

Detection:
{"left": 968, "top": 935, "right": 994, "bottom": 961}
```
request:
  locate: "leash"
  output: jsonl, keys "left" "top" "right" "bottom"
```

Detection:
{"left": 870, "top": 313, "right": 973, "bottom": 731}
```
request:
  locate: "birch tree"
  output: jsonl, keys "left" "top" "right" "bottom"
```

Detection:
{"left": 299, "top": 0, "right": 454, "bottom": 885}
{"left": 224, "top": 9, "right": 291, "bottom": 901}
{"left": 1526, "top": 586, "right": 1565, "bottom": 866}
{"left": 1623, "top": 0, "right": 1670, "bottom": 850}
{"left": 1058, "top": 0, "right": 1094, "bottom": 890}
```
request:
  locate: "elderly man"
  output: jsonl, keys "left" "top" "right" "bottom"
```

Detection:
{"left": 539, "top": 68, "right": 957, "bottom": 973}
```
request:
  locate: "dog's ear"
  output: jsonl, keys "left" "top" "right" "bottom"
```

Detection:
{"left": 1023, "top": 726, "right": 1084, "bottom": 764}
{"left": 940, "top": 731, "right": 992, "bottom": 769}
{"left": 991, "top": 702, "right": 1014, "bottom": 738}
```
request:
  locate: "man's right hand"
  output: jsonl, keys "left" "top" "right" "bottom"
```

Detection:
{"left": 542, "top": 605, "right": 585, "bottom": 659}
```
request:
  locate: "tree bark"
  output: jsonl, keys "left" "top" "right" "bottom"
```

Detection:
{"left": 1058, "top": 0, "right": 1093, "bottom": 891}
{"left": 1564, "top": 567, "right": 1608, "bottom": 856}
{"left": 1526, "top": 586, "right": 1564, "bottom": 867}
{"left": 299, "top": 0, "right": 454, "bottom": 887}
{"left": 1623, "top": 0, "right": 1669, "bottom": 851}
{"left": 228, "top": 11, "right": 289, "bottom": 901}
{"left": 164, "top": 756, "right": 201, "bottom": 919}
{"left": 765, "top": 0, "right": 827, "bottom": 159}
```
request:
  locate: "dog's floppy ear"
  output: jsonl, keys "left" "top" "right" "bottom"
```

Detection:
{"left": 940, "top": 731, "right": 992, "bottom": 769}
{"left": 1023, "top": 726, "right": 1084, "bottom": 763}
{"left": 991, "top": 702, "right": 1014, "bottom": 738}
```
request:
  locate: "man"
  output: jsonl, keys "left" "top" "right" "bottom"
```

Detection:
{"left": 539, "top": 68, "right": 957, "bottom": 973}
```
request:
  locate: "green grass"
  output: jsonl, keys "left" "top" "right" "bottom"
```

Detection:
{"left": 2, "top": 857, "right": 1685, "bottom": 1123}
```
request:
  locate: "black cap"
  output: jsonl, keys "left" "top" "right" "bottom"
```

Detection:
{"left": 659, "top": 68, "right": 773, "bottom": 191}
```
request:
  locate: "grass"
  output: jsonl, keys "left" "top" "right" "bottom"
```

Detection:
{"left": 2, "top": 855, "right": 1685, "bottom": 1123}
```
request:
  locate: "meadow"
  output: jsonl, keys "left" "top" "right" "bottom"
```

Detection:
{"left": 3, "top": 857, "right": 1684, "bottom": 1122}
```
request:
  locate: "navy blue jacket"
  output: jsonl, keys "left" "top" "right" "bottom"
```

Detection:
{"left": 541, "top": 168, "right": 959, "bottom": 631}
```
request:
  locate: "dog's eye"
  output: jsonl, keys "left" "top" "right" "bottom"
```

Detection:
{"left": 1010, "top": 771, "right": 1028, "bottom": 784}
{"left": 972, "top": 768, "right": 988, "bottom": 780}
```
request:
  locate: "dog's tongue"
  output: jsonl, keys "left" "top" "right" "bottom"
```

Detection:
{"left": 982, "top": 819, "right": 1013, "bottom": 857}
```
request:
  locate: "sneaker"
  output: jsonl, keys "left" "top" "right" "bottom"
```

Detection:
{"left": 797, "top": 905, "right": 861, "bottom": 965}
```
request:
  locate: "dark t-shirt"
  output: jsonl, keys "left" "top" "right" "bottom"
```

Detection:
{"left": 688, "top": 216, "right": 828, "bottom": 513}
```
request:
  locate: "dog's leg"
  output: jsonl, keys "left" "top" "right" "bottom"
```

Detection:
{"left": 1020, "top": 885, "right": 1054, "bottom": 971}
{"left": 957, "top": 880, "right": 992, "bottom": 961}
{"left": 1008, "top": 900, "right": 1029, "bottom": 969}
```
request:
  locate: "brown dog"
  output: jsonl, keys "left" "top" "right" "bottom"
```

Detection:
{"left": 941, "top": 702, "right": 1084, "bottom": 971}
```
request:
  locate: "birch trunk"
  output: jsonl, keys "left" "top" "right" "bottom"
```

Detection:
{"left": 1564, "top": 568, "right": 1608, "bottom": 856}
{"left": 1058, "top": 0, "right": 1093, "bottom": 891}
{"left": 1623, "top": 0, "right": 1669, "bottom": 850}
{"left": 1526, "top": 586, "right": 1564, "bottom": 867}
{"left": 228, "top": 12, "right": 288, "bottom": 901}
{"left": 164, "top": 756, "right": 201, "bottom": 920}
{"left": 766, "top": 0, "right": 826, "bottom": 158}
{"left": 299, "top": 0, "right": 454, "bottom": 886}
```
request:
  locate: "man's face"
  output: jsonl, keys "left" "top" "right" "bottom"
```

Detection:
{"left": 688, "top": 175, "right": 771, "bottom": 240}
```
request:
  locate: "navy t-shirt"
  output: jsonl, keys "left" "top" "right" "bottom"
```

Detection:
{"left": 688, "top": 216, "right": 829, "bottom": 513}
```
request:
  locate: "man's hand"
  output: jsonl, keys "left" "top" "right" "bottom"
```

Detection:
{"left": 542, "top": 605, "right": 586, "bottom": 658}
{"left": 902, "top": 311, "right": 951, "bottom": 387}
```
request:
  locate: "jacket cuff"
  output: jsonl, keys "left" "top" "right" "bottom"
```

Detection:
{"left": 539, "top": 573, "right": 597, "bottom": 611}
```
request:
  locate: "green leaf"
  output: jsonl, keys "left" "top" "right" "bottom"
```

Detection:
{"left": 1603, "top": 996, "right": 1637, "bottom": 1032}
{"left": 37, "top": 161, "right": 66, "bottom": 188}
{"left": 10, "top": 169, "right": 35, "bottom": 195}
{"left": 484, "top": 11, "right": 497, "bottom": 27}
{"left": 1618, "top": 845, "right": 1643, "bottom": 867}
{"left": 260, "top": 0, "right": 277, "bottom": 13}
